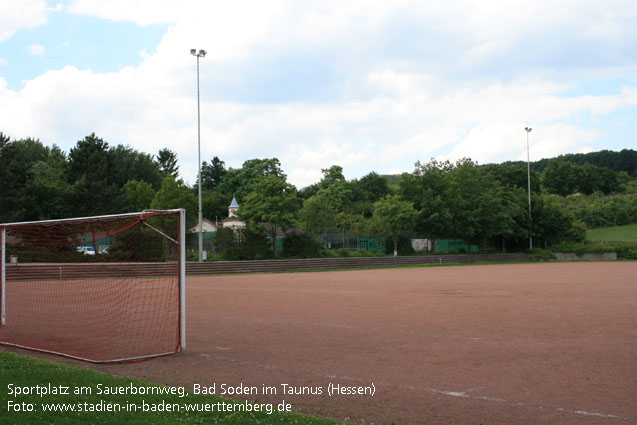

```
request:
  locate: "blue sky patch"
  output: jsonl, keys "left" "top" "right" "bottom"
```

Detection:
{"left": 0, "top": 10, "right": 167, "bottom": 90}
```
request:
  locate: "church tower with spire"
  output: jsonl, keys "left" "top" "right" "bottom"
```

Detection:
{"left": 222, "top": 194, "right": 246, "bottom": 230}
{"left": 228, "top": 195, "right": 239, "bottom": 217}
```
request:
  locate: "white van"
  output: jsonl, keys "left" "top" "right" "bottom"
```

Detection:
{"left": 76, "top": 246, "right": 96, "bottom": 255}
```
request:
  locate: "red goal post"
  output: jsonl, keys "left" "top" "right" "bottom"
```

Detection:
{"left": 0, "top": 209, "right": 186, "bottom": 363}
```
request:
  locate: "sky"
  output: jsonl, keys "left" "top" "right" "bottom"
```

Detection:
{"left": 1, "top": 0, "right": 636, "bottom": 188}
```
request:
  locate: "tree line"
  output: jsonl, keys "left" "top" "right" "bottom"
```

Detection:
{"left": 1, "top": 131, "right": 635, "bottom": 258}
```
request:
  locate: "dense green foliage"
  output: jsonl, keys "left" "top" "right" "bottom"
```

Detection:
{"left": 0, "top": 133, "right": 163, "bottom": 222}
{"left": 238, "top": 174, "right": 301, "bottom": 256}
{"left": 532, "top": 149, "right": 637, "bottom": 176}
{"left": 214, "top": 227, "right": 273, "bottom": 260}
{"left": 282, "top": 232, "right": 322, "bottom": 258}
{"left": 1, "top": 131, "right": 635, "bottom": 258}
{"left": 549, "top": 240, "right": 637, "bottom": 259}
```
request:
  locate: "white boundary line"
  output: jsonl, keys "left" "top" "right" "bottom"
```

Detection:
{"left": 0, "top": 341, "right": 176, "bottom": 363}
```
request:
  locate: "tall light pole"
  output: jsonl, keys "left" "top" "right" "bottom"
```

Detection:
{"left": 525, "top": 127, "right": 533, "bottom": 251}
{"left": 191, "top": 48, "right": 206, "bottom": 262}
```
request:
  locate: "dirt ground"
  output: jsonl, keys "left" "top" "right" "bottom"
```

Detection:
{"left": 5, "top": 262, "right": 637, "bottom": 424}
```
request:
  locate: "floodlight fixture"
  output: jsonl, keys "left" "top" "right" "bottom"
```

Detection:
{"left": 191, "top": 49, "right": 207, "bottom": 58}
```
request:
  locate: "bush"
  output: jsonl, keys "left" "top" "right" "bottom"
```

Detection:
{"left": 549, "top": 240, "right": 637, "bottom": 259}
{"left": 348, "top": 249, "right": 382, "bottom": 257}
{"left": 214, "top": 227, "right": 273, "bottom": 261}
{"left": 531, "top": 248, "right": 555, "bottom": 261}
{"left": 383, "top": 235, "right": 414, "bottom": 256}
{"left": 318, "top": 248, "right": 384, "bottom": 258}
{"left": 612, "top": 242, "right": 637, "bottom": 259}
{"left": 282, "top": 233, "right": 322, "bottom": 258}
{"left": 319, "top": 249, "right": 340, "bottom": 258}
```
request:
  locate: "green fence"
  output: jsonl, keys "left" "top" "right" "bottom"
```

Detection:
{"left": 436, "top": 239, "right": 479, "bottom": 253}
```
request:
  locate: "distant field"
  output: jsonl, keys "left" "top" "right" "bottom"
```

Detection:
{"left": 586, "top": 223, "right": 637, "bottom": 241}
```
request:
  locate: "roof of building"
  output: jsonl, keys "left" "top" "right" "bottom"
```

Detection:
{"left": 229, "top": 195, "right": 239, "bottom": 209}
{"left": 188, "top": 218, "right": 217, "bottom": 232}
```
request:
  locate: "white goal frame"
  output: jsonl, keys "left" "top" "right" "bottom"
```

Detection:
{"left": 0, "top": 208, "right": 186, "bottom": 360}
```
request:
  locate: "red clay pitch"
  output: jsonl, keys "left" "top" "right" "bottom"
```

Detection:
{"left": 10, "top": 262, "right": 637, "bottom": 424}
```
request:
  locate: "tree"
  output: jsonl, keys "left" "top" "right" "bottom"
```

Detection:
{"left": 121, "top": 180, "right": 156, "bottom": 212}
{"left": 399, "top": 159, "right": 452, "bottom": 239}
{"left": 356, "top": 171, "right": 390, "bottom": 203}
{"left": 202, "top": 191, "right": 232, "bottom": 224}
{"left": 483, "top": 162, "right": 541, "bottom": 193}
{"left": 532, "top": 194, "right": 585, "bottom": 246}
{"left": 201, "top": 156, "right": 227, "bottom": 190}
{"left": 214, "top": 227, "right": 272, "bottom": 261}
{"left": 0, "top": 132, "right": 9, "bottom": 148}
{"left": 238, "top": 174, "right": 301, "bottom": 256}
{"left": 445, "top": 158, "right": 513, "bottom": 249}
{"left": 25, "top": 146, "right": 73, "bottom": 220}
{"left": 300, "top": 191, "right": 337, "bottom": 247}
{"left": 111, "top": 145, "right": 163, "bottom": 190}
{"left": 68, "top": 133, "right": 119, "bottom": 216}
{"left": 542, "top": 161, "right": 582, "bottom": 196}
{"left": 217, "top": 158, "right": 285, "bottom": 200}
{"left": 156, "top": 148, "right": 179, "bottom": 178}
{"left": 298, "top": 182, "right": 319, "bottom": 200}
{"left": 0, "top": 138, "right": 61, "bottom": 222}
{"left": 150, "top": 177, "right": 197, "bottom": 223}
{"left": 372, "top": 194, "right": 417, "bottom": 255}
{"left": 319, "top": 165, "right": 346, "bottom": 189}
{"left": 282, "top": 232, "right": 322, "bottom": 258}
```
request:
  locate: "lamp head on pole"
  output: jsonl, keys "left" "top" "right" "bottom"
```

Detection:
{"left": 190, "top": 49, "right": 207, "bottom": 58}
{"left": 525, "top": 127, "right": 532, "bottom": 133}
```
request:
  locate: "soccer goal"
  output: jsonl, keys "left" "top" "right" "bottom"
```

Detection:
{"left": 0, "top": 209, "right": 186, "bottom": 363}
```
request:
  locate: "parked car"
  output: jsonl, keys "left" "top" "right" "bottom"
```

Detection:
{"left": 76, "top": 246, "right": 96, "bottom": 255}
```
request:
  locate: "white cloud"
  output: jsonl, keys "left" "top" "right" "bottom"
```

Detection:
{"left": 27, "top": 44, "right": 45, "bottom": 56}
{"left": 2, "top": 1, "right": 637, "bottom": 189}
{"left": 0, "top": 0, "right": 48, "bottom": 43}
{"left": 66, "top": 0, "right": 181, "bottom": 25}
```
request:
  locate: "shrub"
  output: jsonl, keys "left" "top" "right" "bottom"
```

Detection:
{"left": 549, "top": 240, "right": 637, "bottom": 259}
{"left": 282, "top": 233, "right": 322, "bottom": 258}
{"left": 215, "top": 227, "right": 272, "bottom": 261}
{"left": 319, "top": 249, "right": 340, "bottom": 258}
{"left": 612, "top": 242, "right": 637, "bottom": 259}
{"left": 531, "top": 248, "right": 555, "bottom": 261}
{"left": 383, "top": 235, "right": 414, "bottom": 256}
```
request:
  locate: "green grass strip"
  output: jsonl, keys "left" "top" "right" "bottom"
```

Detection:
{"left": 586, "top": 223, "right": 637, "bottom": 242}
{"left": 0, "top": 350, "right": 348, "bottom": 425}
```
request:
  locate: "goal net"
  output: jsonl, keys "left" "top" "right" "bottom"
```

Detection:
{"left": 0, "top": 209, "right": 186, "bottom": 363}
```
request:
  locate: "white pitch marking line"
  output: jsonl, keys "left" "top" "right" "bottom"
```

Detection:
{"left": 194, "top": 354, "right": 632, "bottom": 422}
{"left": 573, "top": 410, "right": 621, "bottom": 419}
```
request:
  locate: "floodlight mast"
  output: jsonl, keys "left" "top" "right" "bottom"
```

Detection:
{"left": 191, "top": 48, "right": 206, "bottom": 262}
{"left": 525, "top": 127, "right": 533, "bottom": 251}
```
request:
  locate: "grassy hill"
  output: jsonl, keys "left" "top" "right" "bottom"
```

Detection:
{"left": 586, "top": 223, "right": 637, "bottom": 242}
